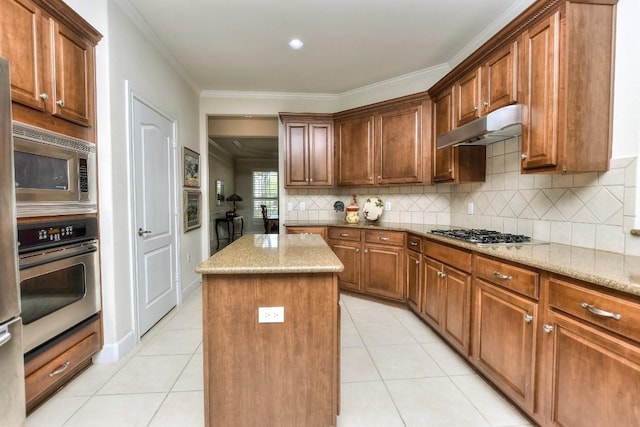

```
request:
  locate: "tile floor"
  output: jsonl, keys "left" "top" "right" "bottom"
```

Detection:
{"left": 26, "top": 290, "right": 534, "bottom": 427}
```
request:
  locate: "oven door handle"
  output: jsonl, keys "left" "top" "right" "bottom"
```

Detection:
{"left": 19, "top": 242, "right": 98, "bottom": 270}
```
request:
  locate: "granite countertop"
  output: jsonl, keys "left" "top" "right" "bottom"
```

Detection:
{"left": 196, "top": 233, "right": 344, "bottom": 275}
{"left": 285, "top": 220, "right": 640, "bottom": 298}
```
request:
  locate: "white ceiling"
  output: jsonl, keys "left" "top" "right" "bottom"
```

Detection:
{"left": 124, "top": 0, "right": 536, "bottom": 94}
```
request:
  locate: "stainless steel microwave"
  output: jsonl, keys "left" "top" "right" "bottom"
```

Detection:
{"left": 12, "top": 122, "right": 97, "bottom": 217}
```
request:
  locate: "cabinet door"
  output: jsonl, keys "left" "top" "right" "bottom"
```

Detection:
{"left": 308, "top": 122, "right": 333, "bottom": 186}
{"left": 432, "top": 90, "right": 455, "bottom": 182}
{"left": 52, "top": 20, "right": 94, "bottom": 127}
{"left": 454, "top": 67, "right": 481, "bottom": 127}
{"left": 284, "top": 122, "right": 309, "bottom": 186}
{"left": 442, "top": 266, "right": 471, "bottom": 356}
{"left": 329, "top": 240, "right": 361, "bottom": 292}
{"left": 363, "top": 244, "right": 404, "bottom": 301}
{"left": 542, "top": 312, "right": 640, "bottom": 427}
{"left": 474, "top": 279, "right": 537, "bottom": 413}
{"left": 0, "top": 0, "right": 49, "bottom": 111}
{"left": 422, "top": 257, "right": 444, "bottom": 328}
{"left": 483, "top": 41, "right": 518, "bottom": 114}
{"left": 406, "top": 250, "right": 422, "bottom": 312}
{"left": 335, "top": 115, "right": 375, "bottom": 186}
{"left": 521, "top": 11, "right": 560, "bottom": 171}
{"left": 376, "top": 103, "right": 423, "bottom": 184}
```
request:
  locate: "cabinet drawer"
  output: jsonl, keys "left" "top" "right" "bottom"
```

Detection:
{"left": 406, "top": 234, "right": 422, "bottom": 253}
{"left": 475, "top": 256, "right": 539, "bottom": 299}
{"left": 328, "top": 227, "right": 361, "bottom": 242}
{"left": 365, "top": 230, "right": 404, "bottom": 246}
{"left": 424, "top": 239, "right": 472, "bottom": 272}
{"left": 25, "top": 316, "right": 101, "bottom": 411}
{"left": 548, "top": 277, "right": 640, "bottom": 344}
{"left": 286, "top": 226, "right": 327, "bottom": 240}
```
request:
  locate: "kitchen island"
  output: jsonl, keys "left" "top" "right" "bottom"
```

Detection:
{"left": 196, "top": 233, "right": 343, "bottom": 427}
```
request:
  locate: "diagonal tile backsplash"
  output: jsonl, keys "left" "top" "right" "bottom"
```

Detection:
{"left": 284, "top": 137, "right": 639, "bottom": 256}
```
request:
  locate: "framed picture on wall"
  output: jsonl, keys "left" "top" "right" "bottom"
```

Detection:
{"left": 183, "top": 147, "right": 200, "bottom": 188}
{"left": 184, "top": 190, "right": 201, "bottom": 232}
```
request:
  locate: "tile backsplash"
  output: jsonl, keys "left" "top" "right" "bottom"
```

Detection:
{"left": 284, "top": 137, "right": 639, "bottom": 256}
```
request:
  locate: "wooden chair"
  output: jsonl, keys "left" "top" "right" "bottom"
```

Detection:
{"left": 260, "top": 204, "right": 278, "bottom": 234}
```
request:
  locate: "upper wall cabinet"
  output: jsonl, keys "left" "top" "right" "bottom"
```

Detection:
{"left": 520, "top": 2, "right": 616, "bottom": 173}
{"left": 280, "top": 113, "right": 334, "bottom": 188}
{"left": 432, "top": 89, "right": 486, "bottom": 183}
{"left": 428, "top": 0, "right": 617, "bottom": 175}
{"left": 334, "top": 93, "right": 432, "bottom": 186}
{"left": 0, "top": 0, "right": 102, "bottom": 141}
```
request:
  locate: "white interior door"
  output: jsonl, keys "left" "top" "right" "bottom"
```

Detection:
{"left": 131, "top": 93, "right": 178, "bottom": 336}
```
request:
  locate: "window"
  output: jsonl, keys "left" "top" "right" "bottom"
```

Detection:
{"left": 253, "top": 170, "right": 278, "bottom": 219}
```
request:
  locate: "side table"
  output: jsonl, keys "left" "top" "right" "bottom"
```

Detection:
{"left": 215, "top": 215, "right": 244, "bottom": 250}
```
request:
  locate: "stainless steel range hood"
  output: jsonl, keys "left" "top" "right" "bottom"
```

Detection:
{"left": 436, "top": 104, "right": 522, "bottom": 149}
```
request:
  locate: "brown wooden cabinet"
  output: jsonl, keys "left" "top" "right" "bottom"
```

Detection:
{"left": 0, "top": 0, "right": 101, "bottom": 141}
{"left": 520, "top": 3, "right": 616, "bottom": 173}
{"left": 24, "top": 314, "right": 101, "bottom": 413}
{"left": 280, "top": 114, "right": 334, "bottom": 188}
{"left": 418, "top": 240, "right": 472, "bottom": 356}
{"left": 334, "top": 93, "right": 431, "bottom": 186}
{"left": 432, "top": 89, "right": 486, "bottom": 183}
{"left": 363, "top": 230, "right": 405, "bottom": 301}
{"left": 541, "top": 275, "right": 640, "bottom": 426}
{"left": 328, "top": 228, "right": 362, "bottom": 292}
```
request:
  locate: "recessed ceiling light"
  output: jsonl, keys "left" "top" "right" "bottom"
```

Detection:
{"left": 288, "top": 39, "right": 304, "bottom": 50}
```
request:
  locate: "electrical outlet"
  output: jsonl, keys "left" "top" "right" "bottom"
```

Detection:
{"left": 186, "top": 252, "right": 192, "bottom": 262}
{"left": 299, "top": 202, "right": 305, "bottom": 211}
{"left": 287, "top": 202, "right": 293, "bottom": 211}
{"left": 258, "top": 306, "right": 284, "bottom": 323}
{"left": 385, "top": 202, "right": 391, "bottom": 211}
{"left": 467, "top": 202, "right": 474, "bottom": 215}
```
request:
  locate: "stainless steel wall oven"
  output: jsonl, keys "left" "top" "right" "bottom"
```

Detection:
{"left": 18, "top": 217, "right": 100, "bottom": 354}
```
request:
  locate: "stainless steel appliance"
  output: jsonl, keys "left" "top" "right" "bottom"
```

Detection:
{"left": 430, "top": 228, "right": 548, "bottom": 246}
{"left": 0, "top": 56, "right": 27, "bottom": 426}
{"left": 12, "top": 121, "right": 97, "bottom": 218}
{"left": 18, "top": 217, "right": 101, "bottom": 354}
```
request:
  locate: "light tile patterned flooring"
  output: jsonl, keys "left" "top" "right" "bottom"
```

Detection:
{"left": 27, "top": 290, "right": 534, "bottom": 427}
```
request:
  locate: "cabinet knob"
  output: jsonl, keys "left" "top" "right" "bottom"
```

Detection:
{"left": 543, "top": 324, "right": 554, "bottom": 333}
{"left": 309, "top": 178, "right": 313, "bottom": 182}
{"left": 482, "top": 101, "right": 489, "bottom": 107}
{"left": 39, "top": 93, "right": 48, "bottom": 100}
{"left": 473, "top": 106, "right": 479, "bottom": 111}
{"left": 521, "top": 153, "right": 528, "bottom": 160}
{"left": 355, "top": 248, "right": 360, "bottom": 253}
{"left": 377, "top": 175, "right": 382, "bottom": 180}
{"left": 56, "top": 99, "right": 65, "bottom": 107}
{"left": 415, "top": 260, "right": 420, "bottom": 265}
{"left": 523, "top": 314, "right": 533, "bottom": 323}
{"left": 364, "top": 249, "right": 368, "bottom": 254}
{"left": 437, "top": 271, "right": 446, "bottom": 278}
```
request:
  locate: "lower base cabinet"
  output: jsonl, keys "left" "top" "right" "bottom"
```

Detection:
{"left": 363, "top": 242, "right": 404, "bottom": 301}
{"left": 473, "top": 279, "right": 538, "bottom": 415}
{"left": 24, "top": 314, "right": 102, "bottom": 412}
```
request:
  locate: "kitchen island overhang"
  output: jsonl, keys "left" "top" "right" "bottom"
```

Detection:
{"left": 196, "top": 234, "right": 343, "bottom": 427}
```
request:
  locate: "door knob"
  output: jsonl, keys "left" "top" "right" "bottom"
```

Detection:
{"left": 138, "top": 228, "right": 152, "bottom": 237}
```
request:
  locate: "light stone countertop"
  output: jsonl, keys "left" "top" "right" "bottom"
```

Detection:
{"left": 285, "top": 220, "right": 640, "bottom": 298}
{"left": 196, "top": 233, "right": 344, "bottom": 275}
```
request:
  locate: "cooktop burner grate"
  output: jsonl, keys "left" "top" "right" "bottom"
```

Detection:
{"left": 430, "top": 229, "right": 535, "bottom": 245}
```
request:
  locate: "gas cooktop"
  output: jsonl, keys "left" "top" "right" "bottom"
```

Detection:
{"left": 430, "top": 229, "right": 547, "bottom": 246}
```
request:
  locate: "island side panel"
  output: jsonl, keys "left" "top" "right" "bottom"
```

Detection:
{"left": 202, "top": 272, "right": 339, "bottom": 427}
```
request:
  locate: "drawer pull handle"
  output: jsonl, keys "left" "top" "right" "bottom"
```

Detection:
{"left": 410, "top": 241, "right": 418, "bottom": 246}
{"left": 49, "top": 361, "right": 71, "bottom": 377}
{"left": 339, "top": 233, "right": 349, "bottom": 237}
{"left": 543, "top": 324, "right": 554, "bottom": 333}
{"left": 379, "top": 237, "right": 389, "bottom": 241}
{"left": 581, "top": 302, "right": 621, "bottom": 320}
{"left": 523, "top": 314, "right": 533, "bottom": 323}
{"left": 493, "top": 271, "right": 512, "bottom": 280}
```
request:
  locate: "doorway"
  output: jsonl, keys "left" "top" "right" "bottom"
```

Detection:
{"left": 208, "top": 116, "right": 279, "bottom": 252}
{"left": 129, "top": 88, "right": 179, "bottom": 337}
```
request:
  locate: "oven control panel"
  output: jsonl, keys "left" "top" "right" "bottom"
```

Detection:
{"left": 18, "top": 217, "right": 98, "bottom": 253}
